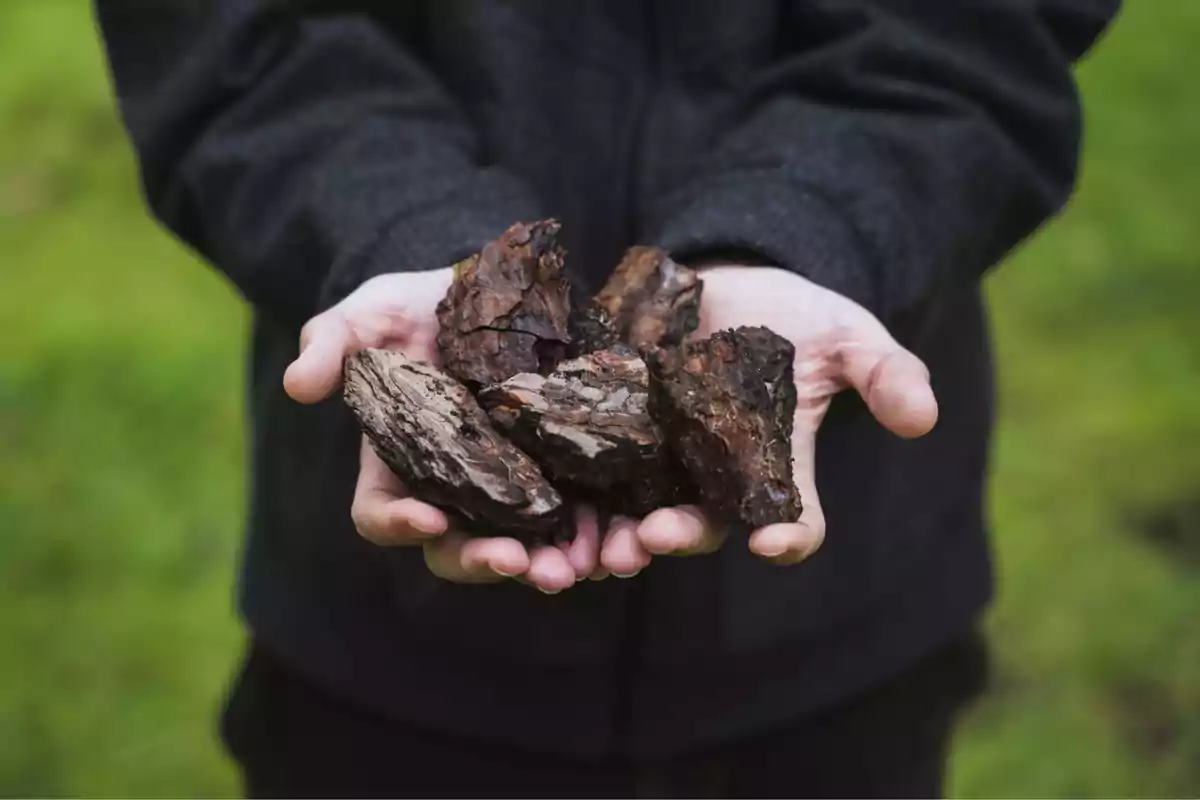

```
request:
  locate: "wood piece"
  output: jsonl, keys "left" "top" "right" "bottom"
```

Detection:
{"left": 479, "top": 348, "right": 693, "bottom": 517}
{"left": 592, "top": 246, "right": 703, "bottom": 351}
{"left": 343, "top": 348, "right": 568, "bottom": 544}
{"left": 567, "top": 303, "right": 619, "bottom": 356}
{"left": 645, "top": 326, "right": 802, "bottom": 530}
{"left": 435, "top": 219, "right": 574, "bottom": 389}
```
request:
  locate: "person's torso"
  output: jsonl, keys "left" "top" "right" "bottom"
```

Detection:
{"left": 248, "top": 0, "right": 993, "bottom": 679}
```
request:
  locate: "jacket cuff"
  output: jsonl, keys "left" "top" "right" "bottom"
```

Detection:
{"left": 646, "top": 169, "right": 880, "bottom": 315}
{"left": 317, "top": 170, "right": 545, "bottom": 311}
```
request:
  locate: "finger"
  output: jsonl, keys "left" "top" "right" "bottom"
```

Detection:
{"left": 562, "top": 506, "right": 601, "bottom": 581}
{"left": 749, "top": 403, "right": 826, "bottom": 564}
{"left": 637, "top": 505, "right": 719, "bottom": 555}
{"left": 525, "top": 546, "right": 577, "bottom": 594}
{"left": 424, "top": 533, "right": 530, "bottom": 583}
{"left": 353, "top": 495, "right": 449, "bottom": 545}
{"left": 356, "top": 436, "right": 407, "bottom": 492}
{"left": 600, "top": 516, "right": 652, "bottom": 577}
{"left": 749, "top": 519, "right": 825, "bottom": 566}
{"left": 839, "top": 340, "right": 938, "bottom": 439}
{"left": 685, "top": 524, "right": 726, "bottom": 556}
{"left": 284, "top": 312, "right": 356, "bottom": 404}
{"left": 866, "top": 350, "right": 939, "bottom": 438}
{"left": 401, "top": 324, "right": 441, "bottom": 366}
{"left": 351, "top": 442, "right": 448, "bottom": 545}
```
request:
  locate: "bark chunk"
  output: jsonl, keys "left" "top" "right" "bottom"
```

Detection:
{"left": 645, "top": 326, "right": 803, "bottom": 530}
{"left": 571, "top": 247, "right": 702, "bottom": 355}
{"left": 479, "top": 348, "right": 693, "bottom": 516}
{"left": 343, "top": 348, "right": 567, "bottom": 544}
{"left": 435, "top": 219, "right": 574, "bottom": 388}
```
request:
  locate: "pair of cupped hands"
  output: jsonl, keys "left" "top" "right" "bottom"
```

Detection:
{"left": 283, "top": 264, "right": 938, "bottom": 593}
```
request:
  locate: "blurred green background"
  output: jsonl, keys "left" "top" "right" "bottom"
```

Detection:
{"left": 1, "top": 1, "right": 1197, "bottom": 796}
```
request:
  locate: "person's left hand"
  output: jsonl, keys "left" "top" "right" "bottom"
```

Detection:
{"left": 610, "top": 264, "right": 939, "bottom": 570}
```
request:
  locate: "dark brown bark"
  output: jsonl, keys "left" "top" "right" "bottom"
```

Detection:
{"left": 567, "top": 303, "right": 619, "bottom": 356}
{"left": 343, "top": 348, "right": 568, "bottom": 544}
{"left": 645, "top": 326, "right": 803, "bottom": 530}
{"left": 568, "top": 247, "right": 703, "bottom": 356}
{"left": 435, "top": 219, "right": 574, "bottom": 389}
{"left": 595, "top": 246, "right": 703, "bottom": 351}
{"left": 479, "top": 348, "right": 693, "bottom": 516}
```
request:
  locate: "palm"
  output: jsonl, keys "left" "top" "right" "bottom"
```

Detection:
{"left": 283, "top": 270, "right": 452, "bottom": 402}
{"left": 696, "top": 266, "right": 866, "bottom": 407}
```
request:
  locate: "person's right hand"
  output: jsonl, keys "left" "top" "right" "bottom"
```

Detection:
{"left": 283, "top": 269, "right": 635, "bottom": 593}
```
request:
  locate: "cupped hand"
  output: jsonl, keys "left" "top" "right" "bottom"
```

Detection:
{"left": 284, "top": 270, "right": 606, "bottom": 593}
{"left": 635, "top": 265, "right": 939, "bottom": 566}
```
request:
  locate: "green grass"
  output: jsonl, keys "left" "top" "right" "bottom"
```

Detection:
{"left": 0, "top": 3, "right": 245, "bottom": 795}
{"left": 1, "top": 1, "right": 1197, "bottom": 796}
{"left": 950, "top": 3, "right": 1200, "bottom": 796}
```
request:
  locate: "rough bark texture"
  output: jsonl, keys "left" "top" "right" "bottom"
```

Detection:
{"left": 567, "top": 303, "right": 619, "bottom": 356}
{"left": 569, "top": 247, "right": 702, "bottom": 356}
{"left": 596, "top": 246, "right": 703, "bottom": 350}
{"left": 356, "top": 223, "right": 800, "bottom": 536}
{"left": 645, "top": 326, "right": 803, "bottom": 530}
{"left": 343, "top": 348, "right": 568, "bottom": 544}
{"left": 435, "top": 219, "right": 574, "bottom": 388}
{"left": 479, "top": 348, "right": 693, "bottom": 516}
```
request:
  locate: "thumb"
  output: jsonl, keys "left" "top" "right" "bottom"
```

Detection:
{"left": 840, "top": 340, "right": 938, "bottom": 439}
{"left": 283, "top": 312, "right": 356, "bottom": 404}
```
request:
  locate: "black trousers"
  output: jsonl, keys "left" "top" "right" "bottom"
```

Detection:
{"left": 220, "top": 631, "right": 988, "bottom": 799}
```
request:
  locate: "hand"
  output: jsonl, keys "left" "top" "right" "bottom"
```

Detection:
{"left": 635, "top": 265, "right": 939, "bottom": 565}
{"left": 283, "top": 270, "right": 613, "bottom": 592}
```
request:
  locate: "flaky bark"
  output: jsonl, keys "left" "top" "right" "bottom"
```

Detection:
{"left": 343, "top": 349, "right": 568, "bottom": 544}
{"left": 596, "top": 246, "right": 703, "bottom": 351}
{"left": 479, "top": 348, "right": 693, "bottom": 516}
{"left": 645, "top": 327, "right": 803, "bottom": 530}
{"left": 567, "top": 303, "right": 619, "bottom": 356}
{"left": 435, "top": 219, "right": 574, "bottom": 388}
{"left": 569, "top": 247, "right": 703, "bottom": 356}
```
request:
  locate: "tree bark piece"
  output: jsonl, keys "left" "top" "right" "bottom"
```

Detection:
{"left": 343, "top": 348, "right": 568, "bottom": 544}
{"left": 645, "top": 326, "right": 803, "bottom": 530}
{"left": 436, "top": 219, "right": 574, "bottom": 389}
{"left": 567, "top": 303, "right": 619, "bottom": 356}
{"left": 479, "top": 348, "right": 693, "bottom": 517}
{"left": 593, "top": 246, "right": 703, "bottom": 352}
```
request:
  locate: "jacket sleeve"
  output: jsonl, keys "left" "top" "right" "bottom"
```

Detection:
{"left": 95, "top": 0, "right": 543, "bottom": 328}
{"left": 646, "top": 0, "right": 1119, "bottom": 322}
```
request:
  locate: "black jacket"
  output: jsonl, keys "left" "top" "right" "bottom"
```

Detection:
{"left": 96, "top": 0, "right": 1117, "bottom": 759}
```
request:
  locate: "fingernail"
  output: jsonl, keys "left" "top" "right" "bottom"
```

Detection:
{"left": 612, "top": 571, "right": 640, "bottom": 579}
{"left": 538, "top": 587, "right": 562, "bottom": 595}
{"left": 756, "top": 545, "right": 788, "bottom": 558}
{"left": 494, "top": 567, "right": 520, "bottom": 578}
